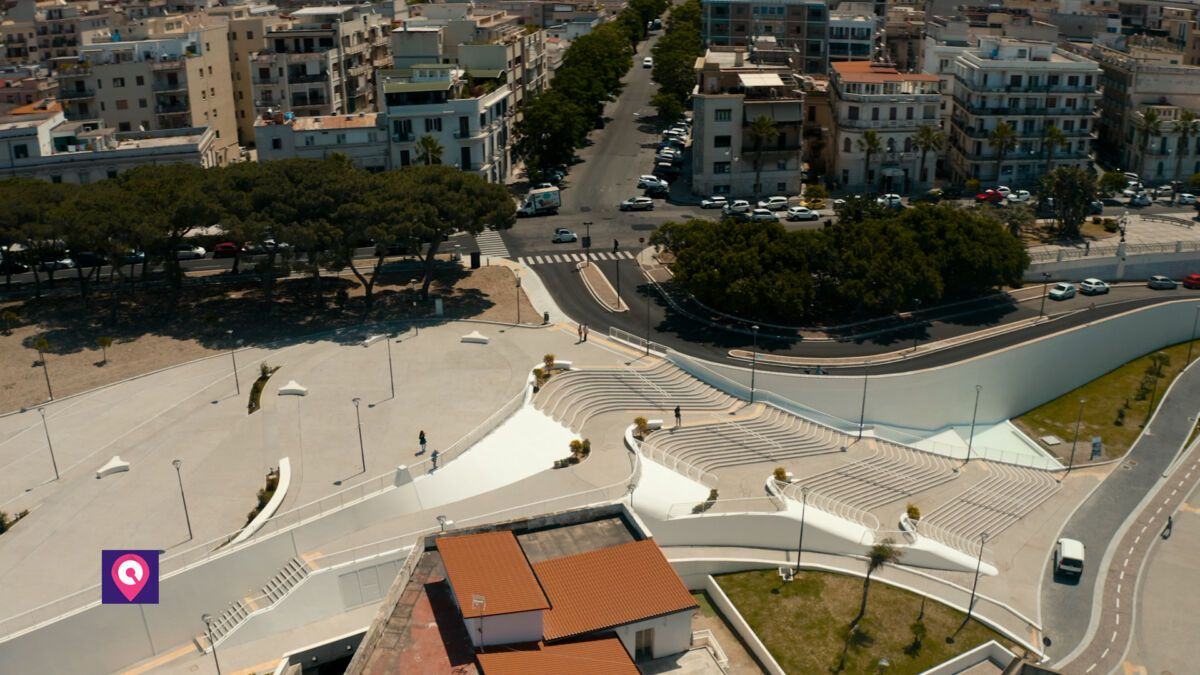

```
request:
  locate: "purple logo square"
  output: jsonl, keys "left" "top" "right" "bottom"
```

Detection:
{"left": 101, "top": 550, "right": 160, "bottom": 604}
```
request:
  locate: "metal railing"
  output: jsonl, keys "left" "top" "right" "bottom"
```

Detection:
{"left": 640, "top": 440, "right": 720, "bottom": 487}
{"left": 1027, "top": 239, "right": 1200, "bottom": 263}
{"left": 778, "top": 480, "right": 882, "bottom": 530}
{"left": 665, "top": 495, "right": 783, "bottom": 519}
{"left": 607, "top": 326, "right": 669, "bottom": 355}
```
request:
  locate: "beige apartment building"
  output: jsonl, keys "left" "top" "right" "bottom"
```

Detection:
{"left": 255, "top": 111, "right": 386, "bottom": 170}
{"left": 54, "top": 14, "right": 239, "bottom": 164}
{"left": 208, "top": 2, "right": 289, "bottom": 144}
{"left": 1, "top": 0, "right": 118, "bottom": 66}
{"left": 250, "top": 5, "right": 391, "bottom": 120}
{"left": 0, "top": 68, "right": 58, "bottom": 112}
{"left": 691, "top": 47, "right": 805, "bottom": 197}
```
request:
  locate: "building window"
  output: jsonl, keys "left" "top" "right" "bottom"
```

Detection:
{"left": 714, "top": 108, "right": 732, "bottom": 122}
{"left": 777, "top": 182, "right": 786, "bottom": 192}
{"left": 138, "top": 98, "right": 147, "bottom": 108}
{"left": 843, "top": 137, "right": 851, "bottom": 153}
{"left": 425, "top": 118, "right": 442, "bottom": 132}
{"left": 400, "top": 149, "right": 411, "bottom": 166}
{"left": 460, "top": 146, "right": 471, "bottom": 168}
{"left": 50, "top": 175, "right": 62, "bottom": 183}
{"left": 247, "top": 31, "right": 254, "bottom": 39}
{"left": 118, "top": 122, "right": 131, "bottom": 131}
{"left": 871, "top": 108, "right": 879, "bottom": 121}
{"left": 113, "top": 77, "right": 125, "bottom": 87}
{"left": 12, "top": 143, "right": 28, "bottom": 159}
{"left": 889, "top": 107, "right": 897, "bottom": 121}
{"left": 116, "top": 99, "right": 128, "bottom": 110}
{"left": 714, "top": 135, "right": 731, "bottom": 148}
{"left": 136, "top": 75, "right": 144, "bottom": 86}
{"left": 713, "top": 161, "right": 731, "bottom": 174}
{"left": 841, "top": 169, "right": 849, "bottom": 185}
{"left": 847, "top": 106, "right": 859, "bottom": 120}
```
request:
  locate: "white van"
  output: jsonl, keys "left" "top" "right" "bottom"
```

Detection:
{"left": 1055, "top": 538, "right": 1085, "bottom": 578}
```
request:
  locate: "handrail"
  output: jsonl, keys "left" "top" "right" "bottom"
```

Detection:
{"left": 640, "top": 439, "right": 720, "bottom": 487}
{"left": 778, "top": 479, "right": 882, "bottom": 531}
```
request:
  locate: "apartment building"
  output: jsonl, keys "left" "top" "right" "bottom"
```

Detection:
{"left": 0, "top": 68, "right": 58, "bottom": 113}
{"left": 376, "top": 65, "right": 512, "bottom": 182}
{"left": 829, "top": 60, "right": 940, "bottom": 192}
{"left": 481, "top": 0, "right": 607, "bottom": 28}
{"left": 1, "top": 0, "right": 118, "bottom": 66}
{"left": 1091, "top": 40, "right": 1200, "bottom": 178}
{"left": 250, "top": 5, "right": 391, "bottom": 119}
{"left": 946, "top": 37, "right": 1101, "bottom": 186}
{"left": 54, "top": 15, "right": 239, "bottom": 164}
{"left": 254, "top": 111, "right": 386, "bottom": 169}
{"left": 701, "top": 0, "right": 831, "bottom": 74}
{"left": 691, "top": 47, "right": 805, "bottom": 197}
{"left": 883, "top": 5, "right": 924, "bottom": 72}
{"left": 208, "top": 2, "right": 289, "bottom": 144}
{"left": 826, "top": 2, "right": 881, "bottom": 63}
{"left": 0, "top": 110, "right": 218, "bottom": 183}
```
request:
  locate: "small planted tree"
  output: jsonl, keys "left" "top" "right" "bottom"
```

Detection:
{"left": 773, "top": 466, "right": 789, "bottom": 483}
{"left": 633, "top": 416, "right": 649, "bottom": 438}
{"left": 96, "top": 335, "right": 113, "bottom": 365}
{"left": 543, "top": 353, "right": 556, "bottom": 370}
{"left": 1, "top": 310, "right": 16, "bottom": 335}
{"left": 850, "top": 538, "right": 901, "bottom": 629}
{"left": 692, "top": 488, "right": 719, "bottom": 514}
{"left": 906, "top": 503, "right": 921, "bottom": 521}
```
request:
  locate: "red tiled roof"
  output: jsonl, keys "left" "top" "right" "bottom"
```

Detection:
{"left": 533, "top": 539, "right": 697, "bottom": 641}
{"left": 436, "top": 531, "right": 550, "bottom": 617}
{"left": 476, "top": 637, "right": 638, "bottom": 675}
{"left": 832, "top": 60, "right": 940, "bottom": 83}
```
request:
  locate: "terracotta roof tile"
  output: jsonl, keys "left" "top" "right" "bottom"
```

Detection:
{"left": 476, "top": 637, "right": 638, "bottom": 675}
{"left": 436, "top": 531, "right": 550, "bottom": 617}
{"left": 533, "top": 539, "right": 697, "bottom": 641}
{"left": 832, "top": 60, "right": 940, "bottom": 83}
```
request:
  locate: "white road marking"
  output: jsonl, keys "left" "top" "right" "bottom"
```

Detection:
{"left": 1156, "top": 506, "right": 1163, "bottom": 514}
{"left": 1111, "top": 631, "right": 1118, "bottom": 643}
{"left": 1117, "top": 584, "right": 1122, "bottom": 594}
{"left": 1120, "top": 571, "right": 1125, "bottom": 580}
{"left": 1101, "top": 648, "right": 1109, "bottom": 659}
{"left": 1140, "top": 525, "right": 1147, "bottom": 533}
{"left": 1086, "top": 663, "right": 1097, "bottom": 673}
{"left": 1123, "top": 558, "right": 1129, "bottom": 567}
{"left": 1134, "top": 536, "right": 1140, "bottom": 544}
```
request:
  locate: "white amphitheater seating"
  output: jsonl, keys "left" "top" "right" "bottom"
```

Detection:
{"left": 792, "top": 442, "right": 959, "bottom": 512}
{"left": 924, "top": 462, "right": 1061, "bottom": 541}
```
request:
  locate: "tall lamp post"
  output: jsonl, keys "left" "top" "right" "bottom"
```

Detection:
{"left": 857, "top": 363, "right": 870, "bottom": 440}
{"left": 352, "top": 397, "right": 366, "bottom": 473}
{"left": 965, "top": 532, "right": 989, "bottom": 623}
{"left": 795, "top": 486, "right": 809, "bottom": 572}
{"left": 201, "top": 613, "right": 222, "bottom": 675}
{"left": 226, "top": 330, "right": 240, "bottom": 396}
{"left": 385, "top": 333, "right": 396, "bottom": 399}
{"left": 749, "top": 325, "right": 760, "bottom": 403}
{"left": 1186, "top": 305, "right": 1200, "bottom": 365}
{"left": 963, "top": 385, "right": 982, "bottom": 468}
{"left": 644, "top": 284, "right": 653, "bottom": 355}
{"left": 583, "top": 221, "right": 593, "bottom": 266}
{"left": 614, "top": 257, "right": 621, "bottom": 310}
{"left": 911, "top": 299, "right": 922, "bottom": 353}
{"left": 515, "top": 275, "right": 522, "bottom": 325}
{"left": 172, "top": 459, "right": 193, "bottom": 541}
{"left": 1062, "top": 398, "right": 1086, "bottom": 481}
{"left": 38, "top": 407, "right": 60, "bottom": 481}
{"left": 1039, "top": 272, "right": 1052, "bottom": 319}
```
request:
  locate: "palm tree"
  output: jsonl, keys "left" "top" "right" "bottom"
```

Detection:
{"left": 1135, "top": 108, "right": 1161, "bottom": 176}
{"left": 1041, "top": 124, "right": 1067, "bottom": 178}
{"left": 913, "top": 125, "right": 945, "bottom": 187}
{"left": 987, "top": 122, "right": 1018, "bottom": 185}
{"left": 414, "top": 134, "right": 444, "bottom": 166}
{"left": 747, "top": 116, "right": 779, "bottom": 199}
{"left": 850, "top": 538, "right": 902, "bottom": 629}
{"left": 857, "top": 130, "right": 882, "bottom": 193}
{"left": 1173, "top": 109, "right": 1197, "bottom": 185}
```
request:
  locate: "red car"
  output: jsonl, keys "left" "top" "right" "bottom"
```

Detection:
{"left": 975, "top": 189, "right": 1004, "bottom": 205}
{"left": 1184, "top": 273, "right": 1200, "bottom": 289}
{"left": 211, "top": 242, "right": 244, "bottom": 259}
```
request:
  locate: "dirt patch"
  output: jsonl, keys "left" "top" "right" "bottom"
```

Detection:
{"left": 0, "top": 264, "right": 539, "bottom": 412}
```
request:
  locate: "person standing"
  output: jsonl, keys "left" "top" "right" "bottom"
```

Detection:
{"left": 431, "top": 449, "right": 440, "bottom": 471}
{"left": 577, "top": 324, "right": 583, "bottom": 343}
{"left": 674, "top": 405, "right": 681, "bottom": 428}
{"left": 583, "top": 324, "right": 589, "bottom": 342}
{"left": 419, "top": 430, "right": 427, "bottom": 455}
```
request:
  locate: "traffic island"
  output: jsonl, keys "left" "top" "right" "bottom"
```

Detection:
{"left": 576, "top": 261, "right": 628, "bottom": 312}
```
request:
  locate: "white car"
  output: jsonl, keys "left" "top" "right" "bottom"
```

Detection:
{"left": 786, "top": 206, "right": 820, "bottom": 221}
{"left": 619, "top": 196, "right": 655, "bottom": 211}
{"left": 551, "top": 228, "right": 578, "bottom": 243}
{"left": 758, "top": 196, "right": 789, "bottom": 211}
{"left": 723, "top": 199, "right": 752, "bottom": 215}
{"left": 1177, "top": 193, "right": 1197, "bottom": 205}
{"left": 642, "top": 56, "right": 653, "bottom": 68}
{"left": 175, "top": 245, "right": 206, "bottom": 260}
{"left": 701, "top": 195, "right": 728, "bottom": 209}
{"left": 876, "top": 193, "right": 903, "bottom": 208}
{"left": 995, "top": 186, "right": 1012, "bottom": 197}
{"left": 39, "top": 257, "right": 75, "bottom": 271}
{"left": 1079, "top": 278, "right": 1109, "bottom": 295}
{"left": 1006, "top": 189, "right": 1032, "bottom": 203}
{"left": 1048, "top": 282, "right": 1076, "bottom": 301}
{"left": 655, "top": 149, "right": 680, "bottom": 162}
{"left": 1123, "top": 182, "right": 1145, "bottom": 197}
{"left": 637, "top": 175, "right": 668, "bottom": 189}
{"left": 1129, "top": 193, "right": 1152, "bottom": 207}
{"left": 749, "top": 208, "right": 779, "bottom": 222}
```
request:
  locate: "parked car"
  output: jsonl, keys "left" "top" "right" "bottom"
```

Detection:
{"left": 0, "top": 253, "right": 29, "bottom": 274}
{"left": 723, "top": 200, "right": 752, "bottom": 215}
{"left": 1177, "top": 193, "right": 1197, "bottom": 205}
{"left": 39, "top": 256, "right": 75, "bottom": 271}
{"left": 1184, "top": 273, "right": 1200, "bottom": 289}
{"left": 212, "top": 242, "right": 244, "bottom": 259}
{"left": 120, "top": 250, "right": 146, "bottom": 265}
{"left": 1129, "top": 193, "right": 1152, "bottom": 207}
{"left": 551, "top": 228, "right": 577, "bottom": 243}
{"left": 975, "top": 189, "right": 1004, "bottom": 205}
{"left": 637, "top": 174, "right": 668, "bottom": 190}
{"left": 701, "top": 195, "right": 728, "bottom": 209}
{"left": 176, "top": 245, "right": 207, "bottom": 260}
{"left": 1054, "top": 538, "right": 1085, "bottom": 579}
{"left": 749, "top": 208, "right": 779, "bottom": 222}
{"left": 995, "top": 186, "right": 1012, "bottom": 197}
{"left": 1147, "top": 275, "right": 1178, "bottom": 290}
{"left": 786, "top": 206, "right": 820, "bottom": 221}
{"left": 876, "top": 193, "right": 903, "bottom": 209}
{"left": 245, "top": 239, "right": 291, "bottom": 255}
{"left": 72, "top": 251, "right": 106, "bottom": 268}
{"left": 1006, "top": 189, "right": 1032, "bottom": 203}
{"left": 1123, "top": 182, "right": 1145, "bottom": 197}
{"left": 1048, "top": 282, "right": 1076, "bottom": 300}
{"left": 642, "top": 56, "right": 653, "bottom": 68}
{"left": 644, "top": 183, "right": 670, "bottom": 198}
{"left": 757, "top": 196, "right": 789, "bottom": 211}
{"left": 1089, "top": 200, "right": 1104, "bottom": 215}
{"left": 619, "top": 196, "right": 655, "bottom": 211}
{"left": 910, "top": 189, "right": 944, "bottom": 204}
{"left": 1079, "top": 278, "right": 1109, "bottom": 295}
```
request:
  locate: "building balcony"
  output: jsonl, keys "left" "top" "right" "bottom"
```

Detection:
{"left": 836, "top": 91, "right": 941, "bottom": 104}
{"left": 962, "top": 102, "right": 1095, "bottom": 116}
{"left": 153, "top": 80, "right": 187, "bottom": 93}
{"left": 291, "top": 97, "right": 329, "bottom": 108}
{"left": 150, "top": 58, "right": 186, "bottom": 71}
{"left": 838, "top": 118, "right": 936, "bottom": 130}
{"left": 953, "top": 75, "right": 1097, "bottom": 95}
{"left": 288, "top": 72, "right": 328, "bottom": 84}
{"left": 58, "top": 88, "right": 94, "bottom": 100}
{"left": 391, "top": 132, "right": 414, "bottom": 142}
{"left": 156, "top": 103, "right": 189, "bottom": 114}
{"left": 253, "top": 75, "right": 279, "bottom": 85}
{"left": 957, "top": 125, "right": 1096, "bottom": 140}
{"left": 879, "top": 151, "right": 919, "bottom": 164}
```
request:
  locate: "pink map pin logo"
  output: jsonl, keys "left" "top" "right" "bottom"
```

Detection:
{"left": 111, "top": 553, "right": 149, "bottom": 601}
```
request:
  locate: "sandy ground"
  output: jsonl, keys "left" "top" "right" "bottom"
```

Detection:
{"left": 0, "top": 264, "right": 538, "bottom": 413}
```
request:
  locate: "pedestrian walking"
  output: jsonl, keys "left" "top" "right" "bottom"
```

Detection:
{"left": 583, "top": 324, "right": 589, "bottom": 342}
{"left": 577, "top": 324, "right": 583, "bottom": 343}
{"left": 431, "top": 449, "right": 440, "bottom": 471}
{"left": 418, "top": 430, "right": 427, "bottom": 456}
{"left": 674, "top": 405, "right": 681, "bottom": 428}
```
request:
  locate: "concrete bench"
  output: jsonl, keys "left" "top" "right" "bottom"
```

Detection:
{"left": 461, "top": 330, "right": 489, "bottom": 344}
{"left": 96, "top": 456, "right": 130, "bottom": 479}
{"left": 278, "top": 380, "right": 308, "bottom": 396}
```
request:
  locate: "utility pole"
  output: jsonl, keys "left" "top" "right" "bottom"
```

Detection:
{"left": 750, "top": 325, "right": 760, "bottom": 403}
{"left": 857, "top": 362, "right": 870, "bottom": 440}
{"left": 226, "top": 330, "right": 240, "bottom": 396}
{"left": 795, "top": 486, "right": 809, "bottom": 572}
{"left": 964, "top": 385, "right": 982, "bottom": 467}
{"left": 385, "top": 333, "right": 396, "bottom": 399}
{"left": 38, "top": 407, "right": 59, "bottom": 481}
{"left": 202, "top": 614, "right": 222, "bottom": 675}
{"left": 614, "top": 257, "right": 621, "bottom": 310}
{"left": 353, "top": 397, "right": 366, "bottom": 473}
{"left": 172, "top": 459, "right": 193, "bottom": 540}
{"left": 1062, "top": 398, "right": 1086, "bottom": 481}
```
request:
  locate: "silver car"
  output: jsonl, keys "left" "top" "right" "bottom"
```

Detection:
{"left": 619, "top": 197, "right": 655, "bottom": 211}
{"left": 1147, "top": 275, "right": 1178, "bottom": 290}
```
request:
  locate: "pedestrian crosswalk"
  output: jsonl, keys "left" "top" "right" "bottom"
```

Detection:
{"left": 516, "top": 251, "right": 635, "bottom": 266}
{"left": 474, "top": 229, "right": 511, "bottom": 258}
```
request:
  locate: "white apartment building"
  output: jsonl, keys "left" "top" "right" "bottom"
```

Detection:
{"left": 827, "top": 2, "right": 881, "bottom": 63}
{"left": 254, "top": 111, "right": 386, "bottom": 170}
{"left": 376, "top": 65, "right": 511, "bottom": 182}
{"left": 947, "top": 37, "right": 1100, "bottom": 186}
{"left": 250, "top": 5, "right": 391, "bottom": 119}
{"left": 0, "top": 110, "right": 218, "bottom": 183}
{"left": 829, "top": 60, "right": 941, "bottom": 192}
{"left": 691, "top": 47, "right": 805, "bottom": 197}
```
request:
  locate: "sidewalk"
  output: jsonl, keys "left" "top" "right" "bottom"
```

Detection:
{"left": 1027, "top": 210, "right": 1200, "bottom": 260}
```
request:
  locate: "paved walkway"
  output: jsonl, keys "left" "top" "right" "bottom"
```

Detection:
{"left": 1040, "top": 357, "right": 1200, "bottom": 664}
{"left": 1027, "top": 210, "right": 1200, "bottom": 260}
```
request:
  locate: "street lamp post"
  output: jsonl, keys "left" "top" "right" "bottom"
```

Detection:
{"left": 385, "top": 333, "right": 396, "bottom": 399}
{"left": 226, "top": 330, "right": 240, "bottom": 396}
{"left": 352, "top": 397, "right": 366, "bottom": 473}
{"left": 1063, "top": 398, "right": 1087, "bottom": 481}
{"left": 172, "top": 459, "right": 193, "bottom": 541}
{"left": 614, "top": 257, "right": 621, "bottom": 310}
{"left": 1039, "top": 272, "right": 1051, "bottom": 319}
{"left": 795, "top": 486, "right": 809, "bottom": 572}
{"left": 857, "top": 363, "right": 870, "bottom": 440}
{"left": 1186, "top": 305, "right": 1200, "bottom": 365}
{"left": 644, "top": 285, "right": 652, "bottom": 355}
{"left": 515, "top": 276, "right": 522, "bottom": 325}
{"left": 964, "top": 385, "right": 982, "bottom": 467}
{"left": 38, "top": 407, "right": 59, "bottom": 481}
{"left": 202, "top": 613, "right": 222, "bottom": 675}
{"left": 750, "top": 325, "right": 760, "bottom": 403}
{"left": 583, "top": 221, "right": 593, "bottom": 266}
{"left": 965, "top": 532, "right": 989, "bottom": 623}
{"left": 911, "top": 299, "right": 922, "bottom": 353}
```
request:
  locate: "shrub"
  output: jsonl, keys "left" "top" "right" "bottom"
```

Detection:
{"left": 692, "top": 488, "right": 719, "bottom": 514}
{"left": 633, "top": 416, "right": 649, "bottom": 437}
{"left": 1, "top": 310, "right": 17, "bottom": 335}
{"left": 569, "top": 439, "right": 583, "bottom": 455}
{"left": 1102, "top": 218, "right": 1118, "bottom": 232}
{"left": 804, "top": 184, "right": 829, "bottom": 201}
{"left": 1091, "top": 216, "right": 1101, "bottom": 225}
{"left": 543, "top": 353, "right": 556, "bottom": 370}
{"left": 773, "top": 466, "right": 789, "bottom": 483}
{"left": 248, "top": 364, "right": 281, "bottom": 414}
{"left": 906, "top": 503, "right": 921, "bottom": 521}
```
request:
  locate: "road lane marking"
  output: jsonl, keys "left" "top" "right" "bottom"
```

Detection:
{"left": 1120, "top": 571, "right": 1125, "bottom": 580}
{"left": 1171, "top": 489, "right": 1177, "bottom": 496}
{"left": 1102, "top": 648, "right": 1109, "bottom": 659}
{"left": 1134, "top": 536, "right": 1140, "bottom": 544}
{"left": 1155, "top": 506, "right": 1162, "bottom": 514}
{"left": 1117, "top": 583, "right": 1122, "bottom": 594}
{"left": 1140, "top": 525, "right": 1147, "bottom": 533}
{"left": 1124, "top": 557, "right": 1129, "bottom": 567}
{"left": 1116, "top": 613, "right": 1120, "bottom": 625}
{"left": 1086, "top": 663, "right": 1097, "bottom": 673}
{"left": 1112, "top": 631, "right": 1118, "bottom": 643}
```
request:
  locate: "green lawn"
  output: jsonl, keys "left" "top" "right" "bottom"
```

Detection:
{"left": 1014, "top": 339, "right": 1200, "bottom": 463}
{"left": 692, "top": 591, "right": 717, "bottom": 618}
{"left": 717, "top": 569, "right": 1016, "bottom": 675}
